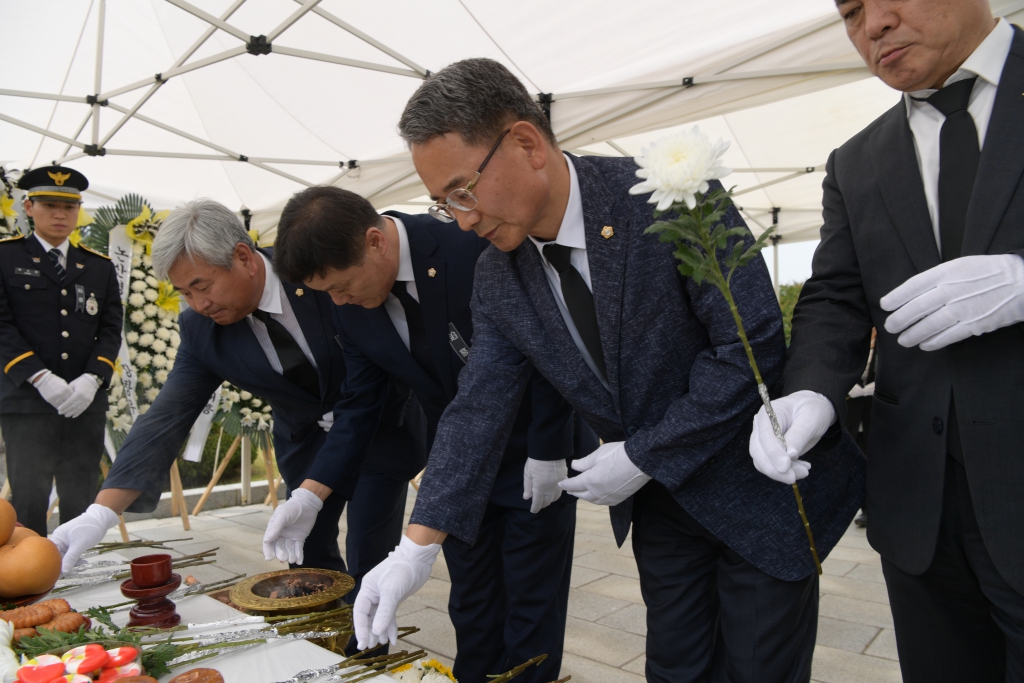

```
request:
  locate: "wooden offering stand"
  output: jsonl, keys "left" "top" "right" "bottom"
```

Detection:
{"left": 120, "top": 553, "right": 182, "bottom": 628}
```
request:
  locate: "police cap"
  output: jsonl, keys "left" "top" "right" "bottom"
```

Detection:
{"left": 17, "top": 165, "right": 88, "bottom": 204}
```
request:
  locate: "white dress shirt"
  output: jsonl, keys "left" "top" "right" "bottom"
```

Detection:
{"left": 246, "top": 252, "right": 317, "bottom": 374}
{"left": 34, "top": 233, "right": 69, "bottom": 268}
{"left": 382, "top": 215, "right": 419, "bottom": 352}
{"left": 529, "top": 155, "right": 610, "bottom": 390}
{"left": 905, "top": 18, "right": 1014, "bottom": 251}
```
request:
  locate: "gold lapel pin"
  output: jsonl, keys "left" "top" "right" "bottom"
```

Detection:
{"left": 76, "top": 263, "right": 84, "bottom": 269}
{"left": 31, "top": 257, "right": 40, "bottom": 263}
{"left": 601, "top": 226, "right": 614, "bottom": 239}
{"left": 427, "top": 268, "right": 437, "bottom": 278}
{"left": 295, "top": 288, "right": 304, "bottom": 296}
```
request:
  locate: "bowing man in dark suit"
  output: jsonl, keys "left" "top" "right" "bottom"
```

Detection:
{"left": 53, "top": 199, "right": 425, "bottom": 594}
{"left": 271, "top": 186, "right": 597, "bottom": 683}
{"left": 353, "top": 58, "right": 865, "bottom": 683}
{"left": 750, "top": 3, "right": 1024, "bottom": 681}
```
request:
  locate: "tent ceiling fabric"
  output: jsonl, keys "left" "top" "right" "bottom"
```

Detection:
{"left": 3, "top": 0, "right": 1022, "bottom": 244}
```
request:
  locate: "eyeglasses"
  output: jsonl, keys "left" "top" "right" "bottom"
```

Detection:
{"left": 428, "top": 129, "right": 510, "bottom": 223}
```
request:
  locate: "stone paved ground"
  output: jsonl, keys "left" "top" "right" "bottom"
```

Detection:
{"left": 108, "top": 491, "right": 902, "bottom": 683}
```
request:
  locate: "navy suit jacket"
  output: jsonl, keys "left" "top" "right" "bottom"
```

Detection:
{"left": 410, "top": 155, "right": 865, "bottom": 581}
{"left": 103, "top": 249, "right": 424, "bottom": 512}
{"left": 306, "top": 212, "right": 581, "bottom": 507}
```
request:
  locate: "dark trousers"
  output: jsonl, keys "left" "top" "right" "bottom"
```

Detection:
{"left": 632, "top": 482, "right": 819, "bottom": 683}
{"left": 1, "top": 411, "right": 104, "bottom": 535}
{"left": 443, "top": 489, "right": 576, "bottom": 683}
{"left": 882, "top": 456, "right": 1024, "bottom": 683}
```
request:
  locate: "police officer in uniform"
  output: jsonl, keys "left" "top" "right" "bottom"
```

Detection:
{"left": 0, "top": 166, "right": 122, "bottom": 535}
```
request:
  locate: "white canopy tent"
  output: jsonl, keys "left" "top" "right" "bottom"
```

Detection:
{"left": 3, "top": 0, "right": 1022, "bottom": 283}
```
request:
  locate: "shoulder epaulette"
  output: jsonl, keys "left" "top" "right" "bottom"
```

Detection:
{"left": 77, "top": 244, "right": 111, "bottom": 260}
{"left": 0, "top": 233, "right": 26, "bottom": 244}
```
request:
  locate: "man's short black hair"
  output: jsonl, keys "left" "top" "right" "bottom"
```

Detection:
{"left": 273, "top": 186, "right": 382, "bottom": 283}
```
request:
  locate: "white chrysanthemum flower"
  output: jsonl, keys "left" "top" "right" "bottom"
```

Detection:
{"left": 239, "top": 391, "right": 253, "bottom": 401}
{"left": 262, "top": 405, "right": 272, "bottom": 413}
{"left": 110, "top": 382, "right": 123, "bottom": 397}
{"left": 145, "top": 275, "right": 158, "bottom": 287}
{"left": 126, "top": 331, "right": 140, "bottom": 344}
{"left": 128, "top": 348, "right": 138, "bottom": 361}
{"left": 166, "top": 348, "right": 177, "bottom": 360}
{"left": 229, "top": 391, "right": 241, "bottom": 402}
{"left": 170, "top": 331, "right": 180, "bottom": 344}
{"left": 144, "top": 288, "right": 159, "bottom": 302}
{"left": 161, "top": 316, "right": 175, "bottom": 328}
{"left": 135, "top": 351, "right": 152, "bottom": 367}
{"left": 131, "top": 280, "right": 148, "bottom": 292}
{"left": 130, "top": 310, "right": 146, "bottom": 324}
{"left": 106, "top": 408, "right": 117, "bottom": 420}
{"left": 152, "top": 354, "right": 167, "bottom": 368}
{"left": 151, "top": 339, "right": 167, "bottom": 353}
{"left": 138, "top": 372, "right": 152, "bottom": 387}
{"left": 155, "top": 369, "right": 168, "bottom": 383}
{"left": 156, "top": 328, "right": 171, "bottom": 341}
{"left": 144, "top": 304, "right": 158, "bottom": 316}
{"left": 250, "top": 399, "right": 261, "bottom": 408}
{"left": 131, "top": 269, "right": 146, "bottom": 279}
{"left": 629, "top": 126, "right": 732, "bottom": 211}
{"left": 143, "top": 255, "right": 153, "bottom": 267}
{"left": 145, "top": 388, "right": 160, "bottom": 401}
{"left": 131, "top": 256, "right": 142, "bottom": 267}
{"left": 422, "top": 673, "right": 450, "bottom": 683}
{"left": 128, "top": 293, "right": 146, "bottom": 307}
{"left": 139, "top": 403, "right": 150, "bottom": 414}
{"left": 240, "top": 407, "right": 252, "bottom": 416}
{"left": 138, "top": 333, "right": 155, "bottom": 347}
{"left": 117, "top": 397, "right": 127, "bottom": 409}
{"left": 141, "top": 320, "right": 157, "bottom": 333}
{"left": 133, "top": 243, "right": 144, "bottom": 256}
{"left": 113, "top": 414, "right": 133, "bottom": 432}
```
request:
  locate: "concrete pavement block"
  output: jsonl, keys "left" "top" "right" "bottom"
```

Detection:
{"left": 573, "top": 550, "right": 639, "bottom": 579}
{"left": 558, "top": 652, "right": 646, "bottom": 683}
{"left": 569, "top": 565, "right": 608, "bottom": 588}
{"left": 816, "top": 616, "right": 880, "bottom": 653}
{"left": 562, "top": 616, "right": 646, "bottom": 667}
{"left": 811, "top": 645, "right": 902, "bottom": 683}
{"left": 579, "top": 574, "right": 645, "bottom": 605}
{"left": 819, "top": 574, "right": 891, "bottom": 605}
{"left": 865, "top": 629, "right": 899, "bottom": 661}
{"left": 597, "top": 604, "right": 647, "bottom": 637}
{"left": 567, "top": 587, "right": 631, "bottom": 622}
{"left": 819, "top": 595, "right": 895, "bottom": 630}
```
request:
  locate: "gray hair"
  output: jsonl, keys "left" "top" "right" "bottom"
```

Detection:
{"left": 151, "top": 198, "right": 254, "bottom": 279}
{"left": 398, "top": 58, "right": 555, "bottom": 147}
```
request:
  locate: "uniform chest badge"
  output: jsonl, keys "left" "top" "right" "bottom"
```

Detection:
{"left": 85, "top": 294, "right": 99, "bottom": 315}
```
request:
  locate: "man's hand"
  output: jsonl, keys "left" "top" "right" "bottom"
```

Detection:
{"left": 749, "top": 391, "right": 835, "bottom": 484}
{"left": 881, "top": 254, "right": 1024, "bottom": 351}
{"left": 558, "top": 441, "right": 651, "bottom": 506}
{"left": 262, "top": 488, "right": 323, "bottom": 565}
{"left": 51, "top": 504, "right": 120, "bottom": 574}
{"left": 353, "top": 536, "right": 441, "bottom": 650}
{"left": 33, "top": 371, "right": 72, "bottom": 410}
{"left": 57, "top": 374, "right": 101, "bottom": 418}
{"left": 523, "top": 458, "right": 567, "bottom": 514}
{"left": 317, "top": 411, "right": 333, "bottom": 432}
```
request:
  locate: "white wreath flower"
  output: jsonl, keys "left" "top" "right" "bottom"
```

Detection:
{"left": 629, "top": 126, "right": 732, "bottom": 211}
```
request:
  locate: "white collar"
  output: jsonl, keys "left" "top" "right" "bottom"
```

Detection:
{"left": 529, "top": 154, "right": 586, "bottom": 252}
{"left": 390, "top": 215, "right": 415, "bottom": 283}
{"left": 34, "top": 232, "right": 69, "bottom": 258}
{"left": 256, "top": 251, "right": 283, "bottom": 315}
{"left": 905, "top": 18, "right": 1014, "bottom": 110}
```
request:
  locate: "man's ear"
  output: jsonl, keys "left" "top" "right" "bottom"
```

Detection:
{"left": 509, "top": 120, "right": 550, "bottom": 171}
{"left": 365, "top": 226, "right": 387, "bottom": 257}
{"left": 22, "top": 199, "right": 34, "bottom": 217}
{"left": 236, "top": 242, "right": 259, "bottom": 275}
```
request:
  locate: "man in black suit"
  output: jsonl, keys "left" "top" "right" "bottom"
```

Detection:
{"left": 749, "top": 2, "right": 1024, "bottom": 680}
{"left": 53, "top": 199, "right": 425, "bottom": 601}
{"left": 271, "top": 187, "right": 597, "bottom": 683}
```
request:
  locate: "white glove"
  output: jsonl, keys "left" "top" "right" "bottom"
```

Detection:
{"left": 353, "top": 536, "right": 441, "bottom": 650}
{"left": 57, "top": 374, "right": 101, "bottom": 418}
{"left": 558, "top": 441, "right": 651, "bottom": 506}
{"left": 51, "top": 503, "right": 120, "bottom": 574}
{"left": 318, "top": 411, "right": 334, "bottom": 432}
{"left": 749, "top": 390, "right": 835, "bottom": 484}
{"left": 881, "top": 254, "right": 1024, "bottom": 351}
{"left": 523, "top": 458, "right": 567, "bottom": 514}
{"left": 33, "top": 371, "right": 72, "bottom": 409}
{"left": 262, "top": 487, "right": 323, "bottom": 565}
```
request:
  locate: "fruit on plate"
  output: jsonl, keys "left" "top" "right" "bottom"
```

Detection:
{"left": 0, "top": 500, "right": 14, "bottom": 546}
{"left": 6, "top": 526, "right": 38, "bottom": 545}
{"left": 0, "top": 536, "right": 61, "bottom": 598}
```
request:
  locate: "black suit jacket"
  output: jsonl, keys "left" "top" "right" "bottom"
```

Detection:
{"left": 786, "top": 27, "right": 1024, "bottom": 592}
{"left": 0, "top": 235, "right": 122, "bottom": 413}
{"left": 307, "top": 212, "right": 580, "bottom": 506}
{"left": 104, "top": 248, "right": 424, "bottom": 511}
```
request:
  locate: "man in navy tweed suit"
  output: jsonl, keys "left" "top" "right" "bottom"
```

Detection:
{"left": 353, "top": 59, "right": 865, "bottom": 682}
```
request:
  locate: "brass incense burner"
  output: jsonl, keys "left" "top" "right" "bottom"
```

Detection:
{"left": 228, "top": 569, "right": 354, "bottom": 617}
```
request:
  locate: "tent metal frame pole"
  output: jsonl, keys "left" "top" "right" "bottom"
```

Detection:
{"left": 270, "top": 46, "right": 423, "bottom": 79}
{"left": 716, "top": 14, "right": 841, "bottom": 74}
{"left": 323, "top": 166, "right": 350, "bottom": 187}
{"left": 365, "top": 168, "right": 421, "bottom": 203}
{"left": 0, "top": 113, "right": 87, "bottom": 149}
{"left": 732, "top": 167, "right": 822, "bottom": 197}
{"left": 163, "top": 0, "right": 250, "bottom": 42}
{"left": 606, "top": 141, "right": 630, "bottom": 156}
{"left": 0, "top": 88, "right": 87, "bottom": 103}
{"left": 99, "top": 0, "right": 250, "bottom": 148}
{"left": 57, "top": 152, "right": 88, "bottom": 164}
{"left": 91, "top": 0, "right": 106, "bottom": 146}
{"left": 295, "top": 0, "right": 428, "bottom": 76}
{"left": 266, "top": 0, "right": 323, "bottom": 43}
{"left": 56, "top": 110, "right": 95, "bottom": 161}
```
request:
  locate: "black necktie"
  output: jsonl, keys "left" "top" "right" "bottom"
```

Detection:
{"left": 48, "top": 248, "right": 65, "bottom": 283}
{"left": 251, "top": 309, "right": 320, "bottom": 397}
{"left": 926, "top": 77, "right": 980, "bottom": 262}
{"left": 543, "top": 243, "right": 607, "bottom": 380}
{"left": 392, "top": 281, "right": 441, "bottom": 385}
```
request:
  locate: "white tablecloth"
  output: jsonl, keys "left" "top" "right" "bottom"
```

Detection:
{"left": 58, "top": 554, "right": 396, "bottom": 683}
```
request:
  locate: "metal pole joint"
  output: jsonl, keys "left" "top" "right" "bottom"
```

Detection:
{"left": 538, "top": 93, "right": 554, "bottom": 121}
{"left": 238, "top": 154, "right": 249, "bottom": 162}
{"left": 84, "top": 145, "right": 107, "bottom": 157}
{"left": 682, "top": 76, "right": 694, "bottom": 86}
{"left": 347, "top": 159, "right": 359, "bottom": 169}
{"left": 86, "top": 95, "right": 108, "bottom": 106}
{"left": 246, "top": 35, "right": 272, "bottom": 55}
